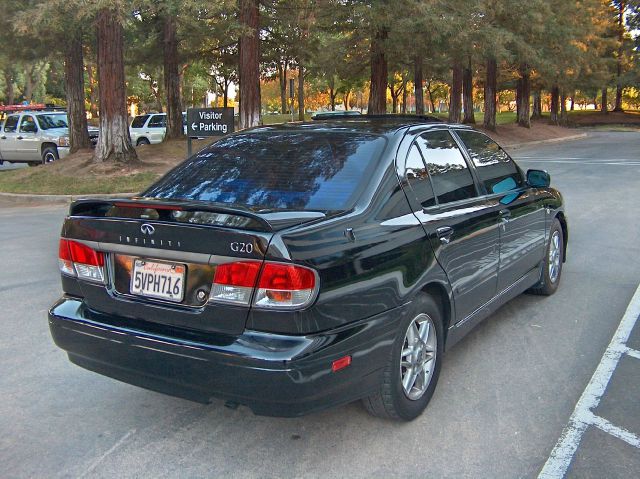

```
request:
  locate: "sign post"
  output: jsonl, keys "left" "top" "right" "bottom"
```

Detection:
{"left": 186, "top": 107, "right": 234, "bottom": 157}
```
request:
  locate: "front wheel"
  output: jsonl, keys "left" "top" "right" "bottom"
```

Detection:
{"left": 363, "top": 294, "right": 444, "bottom": 421}
{"left": 136, "top": 138, "right": 150, "bottom": 146}
{"left": 41, "top": 146, "right": 59, "bottom": 164}
{"left": 529, "top": 218, "right": 564, "bottom": 296}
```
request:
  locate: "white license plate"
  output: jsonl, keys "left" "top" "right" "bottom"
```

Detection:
{"left": 131, "top": 259, "right": 186, "bottom": 302}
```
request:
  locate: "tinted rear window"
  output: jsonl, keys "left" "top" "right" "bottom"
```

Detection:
{"left": 143, "top": 131, "right": 387, "bottom": 211}
{"left": 131, "top": 115, "right": 149, "bottom": 128}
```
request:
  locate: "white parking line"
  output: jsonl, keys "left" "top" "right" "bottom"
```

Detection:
{"left": 538, "top": 282, "right": 640, "bottom": 479}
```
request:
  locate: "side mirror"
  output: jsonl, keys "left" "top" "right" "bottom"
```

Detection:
{"left": 527, "top": 169, "right": 550, "bottom": 188}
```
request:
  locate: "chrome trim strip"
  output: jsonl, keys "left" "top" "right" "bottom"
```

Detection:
{"left": 455, "top": 269, "right": 536, "bottom": 329}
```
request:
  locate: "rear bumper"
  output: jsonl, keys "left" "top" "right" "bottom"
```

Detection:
{"left": 48, "top": 297, "right": 406, "bottom": 417}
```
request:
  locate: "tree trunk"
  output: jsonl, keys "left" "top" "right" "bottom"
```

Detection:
{"left": 391, "top": 90, "right": 398, "bottom": 113}
{"left": 238, "top": 0, "right": 260, "bottom": 129}
{"left": 4, "top": 69, "right": 15, "bottom": 105}
{"left": 592, "top": 95, "right": 598, "bottom": 110}
{"left": 344, "top": 90, "right": 350, "bottom": 110}
{"left": 549, "top": 85, "right": 560, "bottom": 125}
{"left": 414, "top": 56, "right": 424, "bottom": 115}
{"left": 329, "top": 85, "right": 336, "bottom": 111}
{"left": 448, "top": 62, "right": 463, "bottom": 123}
{"left": 298, "top": 64, "right": 304, "bottom": 121}
{"left": 401, "top": 77, "right": 407, "bottom": 113}
{"left": 278, "top": 62, "right": 287, "bottom": 114}
{"left": 64, "top": 28, "right": 90, "bottom": 152}
{"left": 601, "top": 87, "right": 609, "bottom": 114}
{"left": 483, "top": 58, "right": 497, "bottom": 131}
{"left": 570, "top": 95, "right": 575, "bottom": 111}
{"left": 426, "top": 81, "right": 436, "bottom": 114}
{"left": 531, "top": 89, "right": 542, "bottom": 120}
{"left": 163, "top": 15, "right": 183, "bottom": 140}
{"left": 23, "top": 64, "right": 36, "bottom": 102}
{"left": 93, "top": 9, "right": 137, "bottom": 163}
{"left": 462, "top": 59, "right": 475, "bottom": 124}
{"left": 613, "top": 1, "right": 625, "bottom": 112}
{"left": 367, "top": 28, "right": 388, "bottom": 114}
{"left": 516, "top": 66, "right": 531, "bottom": 128}
{"left": 560, "top": 90, "right": 568, "bottom": 126}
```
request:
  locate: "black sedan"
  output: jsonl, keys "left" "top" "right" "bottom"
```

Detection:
{"left": 49, "top": 115, "right": 567, "bottom": 421}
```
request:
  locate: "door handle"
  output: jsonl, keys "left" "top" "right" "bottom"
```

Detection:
{"left": 0, "top": 136, "right": 5, "bottom": 140}
{"left": 16, "top": 136, "right": 23, "bottom": 140}
{"left": 436, "top": 226, "right": 454, "bottom": 244}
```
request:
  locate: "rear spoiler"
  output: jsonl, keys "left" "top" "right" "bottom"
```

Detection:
{"left": 69, "top": 197, "right": 326, "bottom": 231}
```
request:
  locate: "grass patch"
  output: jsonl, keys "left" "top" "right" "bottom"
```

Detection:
{"left": 0, "top": 168, "right": 160, "bottom": 195}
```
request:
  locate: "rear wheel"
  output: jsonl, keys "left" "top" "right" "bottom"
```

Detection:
{"left": 41, "top": 145, "right": 59, "bottom": 164}
{"left": 529, "top": 218, "right": 563, "bottom": 296}
{"left": 136, "top": 138, "right": 150, "bottom": 146}
{"left": 363, "top": 294, "right": 444, "bottom": 421}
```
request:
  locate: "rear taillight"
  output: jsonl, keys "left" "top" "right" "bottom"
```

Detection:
{"left": 209, "top": 261, "right": 318, "bottom": 309}
{"left": 254, "top": 263, "right": 317, "bottom": 309}
{"left": 210, "top": 261, "right": 261, "bottom": 305}
{"left": 59, "top": 238, "right": 105, "bottom": 283}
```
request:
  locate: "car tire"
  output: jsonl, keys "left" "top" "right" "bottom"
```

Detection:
{"left": 529, "top": 218, "right": 564, "bottom": 296}
{"left": 136, "top": 138, "right": 150, "bottom": 146}
{"left": 363, "top": 293, "right": 444, "bottom": 421}
{"left": 41, "top": 146, "right": 59, "bottom": 164}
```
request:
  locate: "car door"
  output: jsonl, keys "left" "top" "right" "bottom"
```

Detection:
{"left": 454, "top": 130, "right": 546, "bottom": 292}
{"left": 0, "top": 114, "right": 20, "bottom": 160}
{"left": 404, "top": 129, "right": 502, "bottom": 323}
{"left": 146, "top": 114, "right": 166, "bottom": 143}
{"left": 15, "top": 114, "right": 40, "bottom": 161}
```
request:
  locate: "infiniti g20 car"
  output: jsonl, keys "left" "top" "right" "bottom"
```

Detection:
{"left": 49, "top": 116, "right": 567, "bottom": 421}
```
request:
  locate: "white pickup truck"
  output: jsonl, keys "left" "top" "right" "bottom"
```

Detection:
{"left": 0, "top": 110, "right": 98, "bottom": 166}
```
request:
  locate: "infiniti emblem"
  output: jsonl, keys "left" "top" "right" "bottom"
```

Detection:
{"left": 140, "top": 223, "right": 155, "bottom": 235}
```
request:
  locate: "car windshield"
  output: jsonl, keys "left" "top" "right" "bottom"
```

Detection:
{"left": 37, "top": 114, "right": 68, "bottom": 130}
{"left": 143, "top": 131, "right": 387, "bottom": 212}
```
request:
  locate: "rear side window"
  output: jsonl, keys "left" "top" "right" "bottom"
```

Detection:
{"left": 19, "top": 115, "right": 37, "bottom": 133}
{"left": 4, "top": 115, "right": 19, "bottom": 133}
{"left": 144, "top": 131, "right": 387, "bottom": 211}
{"left": 416, "top": 130, "right": 477, "bottom": 204}
{"left": 148, "top": 115, "right": 166, "bottom": 128}
{"left": 456, "top": 130, "right": 523, "bottom": 194}
{"left": 131, "top": 115, "right": 149, "bottom": 129}
{"left": 404, "top": 144, "right": 435, "bottom": 208}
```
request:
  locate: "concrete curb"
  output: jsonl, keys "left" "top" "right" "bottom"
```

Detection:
{"left": 0, "top": 132, "right": 590, "bottom": 207}
{"left": 503, "top": 132, "right": 588, "bottom": 150}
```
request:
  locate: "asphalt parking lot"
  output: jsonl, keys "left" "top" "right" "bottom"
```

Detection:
{"left": 1, "top": 130, "right": 639, "bottom": 478}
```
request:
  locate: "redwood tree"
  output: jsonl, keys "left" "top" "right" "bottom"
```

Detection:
{"left": 516, "top": 65, "right": 531, "bottom": 128}
{"left": 414, "top": 56, "right": 424, "bottom": 115}
{"left": 483, "top": 57, "right": 497, "bottom": 131}
{"left": 462, "top": 58, "right": 475, "bottom": 124}
{"left": 163, "top": 14, "right": 183, "bottom": 139}
{"left": 64, "top": 28, "right": 91, "bottom": 152}
{"left": 367, "top": 28, "right": 388, "bottom": 115}
{"left": 238, "top": 0, "right": 260, "bottom": 129}
{"left": 448, "top": 62, "right": 463, "bottom": 123}
{"left": 93, "top": 8, "right": 138, "bottom": 163}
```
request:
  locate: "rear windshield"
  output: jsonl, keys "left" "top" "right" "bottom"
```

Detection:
{"left": 131, "top": 115, "right": 149, "bottom": 128}
{"left": 143, "top": 131, "right": 387, "bottom": 211}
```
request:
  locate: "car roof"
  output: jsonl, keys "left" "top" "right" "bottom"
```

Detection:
{"left": 245, "top": 115, "right": 473, "bottom": 137}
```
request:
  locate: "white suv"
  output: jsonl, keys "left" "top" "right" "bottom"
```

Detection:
{"left": 129, "top": 113, "right": 186, "bottom": 146}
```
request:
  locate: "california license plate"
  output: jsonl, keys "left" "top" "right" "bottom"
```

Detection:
{"left": 131, "top": 259, "right": 185, "bottom": 302}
